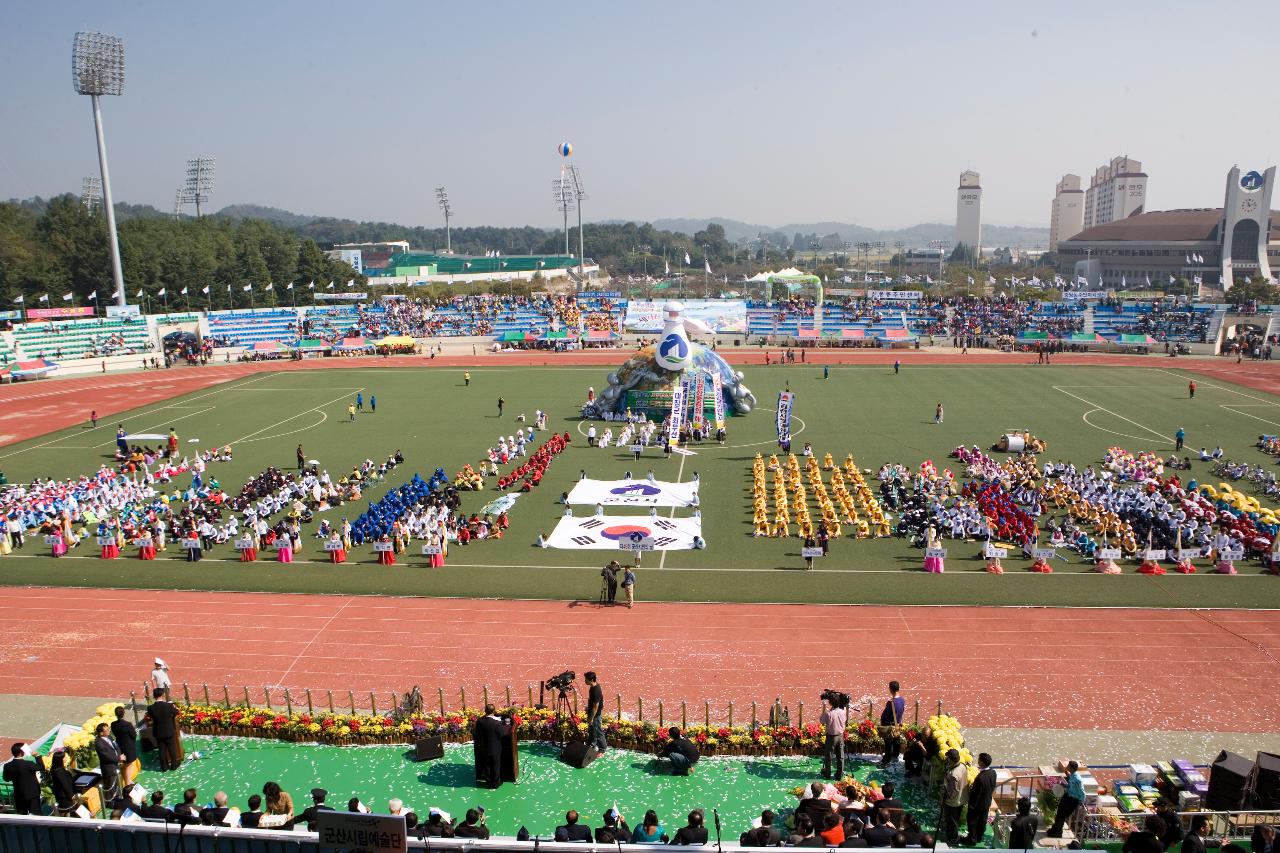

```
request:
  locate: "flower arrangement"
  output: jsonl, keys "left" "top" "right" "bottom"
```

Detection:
{"left": 163, "top": 702, "right": 935, "bottom": 757}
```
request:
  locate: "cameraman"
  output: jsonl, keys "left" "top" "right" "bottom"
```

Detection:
{"left": 601, "top": 561, "right": 620, "bottom": 604}
{"left": 585, "top": 672, "right": 606, "bottom": 753}
{"left": 819, "top": 693, "right": 847, "bottom": 779}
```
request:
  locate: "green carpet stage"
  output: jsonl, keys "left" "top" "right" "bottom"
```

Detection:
{"left": 138, "top": 736, "right": 933, "bottom": 838}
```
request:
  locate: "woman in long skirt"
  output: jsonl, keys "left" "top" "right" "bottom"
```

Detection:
{"left": 329, "top": 531, "right": 346, "bottom": 564}
{"left": 277, "top": 535, "right": 293, "bottom": 563}
{"left": 922, "top": 526, "right": 944, "bottom": 573}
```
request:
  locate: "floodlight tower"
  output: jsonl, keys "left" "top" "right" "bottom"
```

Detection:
{"left": 73, "top": 32, "right": 128, "bottom": 308}
{"left": 182, "top": 157, "right": 216, "bottom": 217}
{"left": 80, "top": 177, "right": 102, "bottom": 213}
{"left": 553, "top": 177, "right": 575, "bottom": 256}
{"left": 435, "top": 187, "right": 453, "bottom": 253}
{"left": 173, "top": 188, "right": 184, "bottom": 218}
{"left": 565, "top": 164, "right": 587, "bottom": 281}
{"left": 928, "top": 239, "right": 949, "bottom": 285}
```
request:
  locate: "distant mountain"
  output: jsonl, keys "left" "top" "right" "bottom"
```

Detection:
{"left": 214, "top": 204, "right": 320, "bottom": 228}
{"left": 646, "top": 217, "right": 1049, "bottom": 248}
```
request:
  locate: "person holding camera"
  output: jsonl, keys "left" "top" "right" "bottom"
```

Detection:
{"left": 819, "top": 692, "right": 848, "bottom": 779}
{"left": 601, "top": 561, "right": 620, "bottom": 604}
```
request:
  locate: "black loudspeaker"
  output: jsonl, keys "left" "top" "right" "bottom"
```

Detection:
{"left": 559, "top": 741, "right": 599, "bottom": 769}
{"left": 1251, "top": 752, "right": 1280, "bottom": 809}
{"left": 413, "top": 735, "right": 444, "bottom": 761}
{"left": 1207, "top": 750, "right": 1254, "bottom": 810}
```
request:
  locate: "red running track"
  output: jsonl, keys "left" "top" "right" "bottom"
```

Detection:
{"left": 1, "top": 350, "right": 1279, "bottom": 448}
{"left": 1, "top": 586, "right": 1277, "bottom": 732}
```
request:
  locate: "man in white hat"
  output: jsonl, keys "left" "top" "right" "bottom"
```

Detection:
{"left": 151, "top": 658, "right": 171, "bottom": 692}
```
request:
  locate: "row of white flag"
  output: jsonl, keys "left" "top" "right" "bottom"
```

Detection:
{"left": 12, "top": 280, "right": 360, "bottom": 305}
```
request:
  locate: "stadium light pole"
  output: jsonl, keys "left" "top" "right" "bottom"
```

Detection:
{"left": 566, "top": 165, "right": 587, "bottom": 286}
{"left": 553, "top": 177, "right": 575, "bottom": 257}
{"left": 929, "top": 239, "right": 949, "bottom": 287}
{"left": 182, "top": 157, "right": 216, "bottom": 218}
{"left": 893, "top": 240, "right": 905, "bottom": 282}
{"left": 73, "top": 32, "right": 127, "bottom": 308}
{"left": 435, "top": 187, "right": 452, "bottom": 253}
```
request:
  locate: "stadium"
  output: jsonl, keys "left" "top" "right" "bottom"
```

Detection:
{"left": 3, "top": 286, "right": 1280, "bottom": 850}
{"left": 3, "top": 16, "right": 1280, "bottom": 853}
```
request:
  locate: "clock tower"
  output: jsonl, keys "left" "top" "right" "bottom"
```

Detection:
{"left": 1220, "top": 165, "right": 1276, "bottom": 290}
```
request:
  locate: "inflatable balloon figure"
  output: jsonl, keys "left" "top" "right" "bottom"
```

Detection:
{"left": 587, "top": 301, "right": 756, "bottom": 419}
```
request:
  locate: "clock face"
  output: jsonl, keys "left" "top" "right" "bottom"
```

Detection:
{"left": 1241, "top": 170, "right": 1264, "bottom": 191}
{"left": 1242, "top": 197, "right": 1259, "bottom": 213}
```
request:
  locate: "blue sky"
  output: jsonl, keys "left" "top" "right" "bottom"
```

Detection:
{"left": 2, "top": 0, "right": 1277, "bottom": 230}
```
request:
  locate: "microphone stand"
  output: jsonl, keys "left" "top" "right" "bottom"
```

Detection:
{"left": 713, "top": 808, "right": 723, "bottom": 853}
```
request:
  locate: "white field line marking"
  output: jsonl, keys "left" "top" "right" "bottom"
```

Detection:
{"left": 236, "top": 410, "right": 329, "bottom": 444}
{"left": 270, "top": 595, "right": 355, "bottom": 689}
{"left": 1053, "top": 385, "right": 1171, "bottom": 443}
{"left": 1220, "top": 406, "right": 1280, "bottom": 429}
{"left": 0, "top": 373, "right": 275, "bottom": 459}
{"left": 1155, "top": 368, "right": 1280, "bottom": 407}
{"left": 1081, "top": 409, "right": 1158, "bottom": 443}
{"left": 657, "top": 451, "right": 689, "bottom": 570}
{"left": 228, "top": 389, "right": 361, "bottom": 445}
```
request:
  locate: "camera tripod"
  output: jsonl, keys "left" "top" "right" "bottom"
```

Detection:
{"left": 550, "top": 686, "right": 576, "bottom": 748}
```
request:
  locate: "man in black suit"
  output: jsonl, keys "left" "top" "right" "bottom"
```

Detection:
{"left": 596, "top": 808, "right": 632, "bottom": 844}
{"left": 555, "top": 810, "right": 592, "bottom": 842}
{"left": 111, "top": 705, "right": 138, "bottom": 786}
{"left": 298, "top": 788, "right": 334, "bottom": 831}
{"left": 674, "top": 810, "right": 709, "bottom": 845}
{"left": 472, "top": 704, "right": 510, "bottom": 788}
{"left": 1181, "top": 815, "right": 1210, "bottom": 853}
{"left": 139, "top": 790, "right": 175, "bottom": 821}
{"left": 962, "top": 752, "right": 998, "bottom": 846}
{"left": 740, "top": 810, "right": 783, "bottom": 847}
{"left": 144, "top": 687, "right": 180, "bottom": 771}
{"left": 3, "top": 743, "right": 42, "bottom": 815}
{"left": 863, "top": 812, "right": 897, "bottom": 847}
{"left": 94, "top": 722, "right": 122, "bottom": 799}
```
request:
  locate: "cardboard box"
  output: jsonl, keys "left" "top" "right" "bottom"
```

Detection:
{"left": 1178, "top": 791, "right": 1201, "bottom": 810}
{"left": 1131, "top": 764, "right": 1157, "bottom": 784}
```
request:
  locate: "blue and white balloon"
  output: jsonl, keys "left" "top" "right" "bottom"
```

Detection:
{"left": 558, "top": 142, "right": 573, "bottom": 158}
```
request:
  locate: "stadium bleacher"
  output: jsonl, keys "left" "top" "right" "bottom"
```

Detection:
{"left": 206, "top": 309, "right": 300, "bottom": 346}
{"left": 371, "top": 253, "right": 583, "bottom": 277}
{"left": 10, "top": 317, "right": 154, "bottom": 360}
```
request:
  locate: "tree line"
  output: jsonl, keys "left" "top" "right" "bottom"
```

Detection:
{"left": 0, "top": 195, "right": 364, "bottom": 310}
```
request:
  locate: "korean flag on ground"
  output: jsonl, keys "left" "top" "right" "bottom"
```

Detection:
{"left": 566, "top": 478, "right": 700, "bottom": 507}
{"left": 546, "top": 515, "right": 703, "bottom": 550}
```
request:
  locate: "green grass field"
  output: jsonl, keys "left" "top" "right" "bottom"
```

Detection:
{"left": 2, "top": 362, "right": 1279, "bottom": 608}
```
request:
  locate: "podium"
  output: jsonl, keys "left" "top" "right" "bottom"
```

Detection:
{"left": 501, "top": 726, "right": 519, "bottom": 783}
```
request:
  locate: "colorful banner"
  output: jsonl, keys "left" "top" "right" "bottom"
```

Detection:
{"left": 712, "top": 372, "right": 725, "bottom": 430}
{"left": 315, "top": 292, "right": 369, "bottom": 301}
{"left": 776, "top": 391, "right": 794, "bottom": 445}
{"left": 692, "top": 373, "right": 706, "bottom": 428}
{"left": 866, "top": 290, "right": 922, "bottom": 301}
{"left": 666, "top": 376, "right": 688, "bottom": 449}
{"left": 0, "top": 309, "right": 21, "bottom": 321}
{"left": 105, "top": 305, "right": 141, "bottom": 319}
{"left": 546, "top": 515, "right": 703, "bottom": 550}
{"left": 624, "top": 299, "right": 747, "bottom": 333}
{"left": 566, "top": 479, "right": 700, "bottom": 507}
{"left": 26, "top": 306, "right": 94, "bottom": 319}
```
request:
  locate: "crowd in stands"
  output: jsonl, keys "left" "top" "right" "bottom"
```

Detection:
{"left": 1111, "top": 304, "right": 1210, "bottom": 343}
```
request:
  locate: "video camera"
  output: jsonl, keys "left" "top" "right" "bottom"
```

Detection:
{"left": 544, "top": 671, "right": 576, "bottom": 691}
{"left": 820, "top": 689, "right": 850, "bottom": 709}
